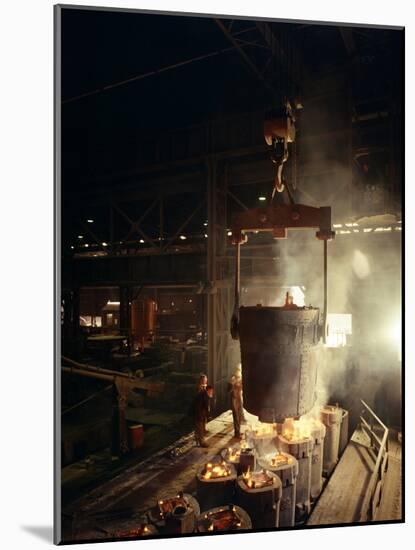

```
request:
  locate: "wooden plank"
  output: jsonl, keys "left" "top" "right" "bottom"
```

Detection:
{"left": 307, "top": 439, "right": 375, "bottom": 525}
{"left": 375, "top": 455, "right": 402, "bottom": 521}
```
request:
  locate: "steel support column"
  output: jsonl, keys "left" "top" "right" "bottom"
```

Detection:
{"left": 119, "top": 285, "right": 131, "bottom": 340}
{"left": 207, "top": 159, "right": 237, "bottom": 413}
{"left": 62, "top": 287, "right": 81, "bottom": 356}
{"left": 111, "top": 382, "right": 129, "bottom": 456}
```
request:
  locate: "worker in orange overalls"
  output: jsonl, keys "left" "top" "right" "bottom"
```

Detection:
{"left": 197, "top": 373, "right": 208, "bottom": 392}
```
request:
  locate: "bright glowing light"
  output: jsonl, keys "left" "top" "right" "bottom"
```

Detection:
{"left": 180, "top": 235, "right": 187, "bottom": 240}
{"left": 389, "top": 318, "right": 402, "bottom": 362}
{"left": 258, "top": 196, "right": 266, "bottom": 201}
{"left": 227, "top": 231, "right": 232, "bottom": 236}
{"left": 204, "top": 234, "right": 208, "bottom": 238}
{"left": 391, "top": 320, "right": 401, "bottom": 344}
{"left": 87, "top": 219, "right": 94, "bottom": 223}
{"left": 204, "top": 222, "right": 208, "bottom": 226}
{"left": 290, "top": 286, "right": 305, "bottom": 306}
{"left": 84, "top": 243, "right": 89, "bottom": 248}
{"left": 107, "top": 301, "right": 120, "bottom": 305}
{"left": 333, "top": 224, "right": 343, "bottom": 228}
{"left": 102, "top": 242, "right": 108, "bottom": 247}
{"left": 139, "top": 239, "right": 145, "bottom": 243}
{"left": 352, "top": 250, "right": 370, "bottom": 279}
{"left": 78, "top": 235, "right": 83, "bottom": 239}
{"left": 70, "top": 245, "right": 74, "bottom": 249}
{"left": 363, "top": 228, "right": 372, "bottom": 233}
{"left": 326, "top": 313, "right": 352, "bottom": 348}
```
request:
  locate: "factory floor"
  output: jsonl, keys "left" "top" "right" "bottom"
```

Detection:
{"left": 61, "top": 409, "right": 192, "bottom": 507}
{"left": 308, "top": 428, "right": 402, "bottom": 526}
{"left": 61, "top": 411, "right": 402, "bottom": 543}
{"left": 62, "top": 410, "right": 239, "bottom": 542}
{"left": 375, "top": 431, "right": 402, "bottom": 521}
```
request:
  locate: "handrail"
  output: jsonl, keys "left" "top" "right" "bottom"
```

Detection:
{"left": 359, "top": 399, "right": 389, "bottom": 522}
{"left": 360, "top": 398, "right": 388, "bottom": 431}
{"left": 359, "top": 416, "right": 383, "bottom": 448}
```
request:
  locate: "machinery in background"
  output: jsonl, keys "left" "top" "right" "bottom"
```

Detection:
{"left": 131, "top": 298, "right": 157, "bottom": 351}
{"left": 62, "top": 355, "right": 165, "bottom": 456}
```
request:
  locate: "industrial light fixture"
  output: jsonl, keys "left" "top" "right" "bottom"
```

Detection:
{"left": 180, "top": 235, "right": 187, "bottom": 240}
{"left": 78, "top": 235, "right": 83, "bottom": 239}
{"left": 374, "top": 226, "right": 392, "bottom": 232}
{"left": 139, "top": 239, "right": 145, "bottom": 243}
{"left": 258, "top": 196, "right": 266, "bottom": 201}
{"left": 84, "top": 243, "right": 89, "bottom": 248}
{"left": 203, "top": 221, "right": 208, "bottom": 226}
{"left": 70, "top": 245, "right": 74, "bottom": 249}
{"left": 204, "top": 234, "right": 208, "bottom": 238}
{"left": 333, "top": 224, "right": 342, "bottom": 228}
{"left": 87, "top": 219, "right": 94, "bottom": 223}
{"left": 102, "top": 242, "right": 108, "bottom": 247}
{"left": 227, "top": 231, "right": 232, "bottom": 236}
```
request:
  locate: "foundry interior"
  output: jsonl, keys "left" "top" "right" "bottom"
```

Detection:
{"left": 59, "top": 8, "right": 403, "bottom": 542}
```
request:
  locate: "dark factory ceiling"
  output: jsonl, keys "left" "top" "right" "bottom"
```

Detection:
{"left": 60, "top": 8, "right": 402, "bottom": 192}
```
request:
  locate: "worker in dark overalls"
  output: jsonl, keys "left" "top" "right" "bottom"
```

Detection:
{"left": 193, "top": 385, "right": 214, "bottom": 447}
{"left": 228, "top": 366, "right": 245, "bottom": 438}
{"left": 196, "top": 373, "right": 209, "bottom": 436}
